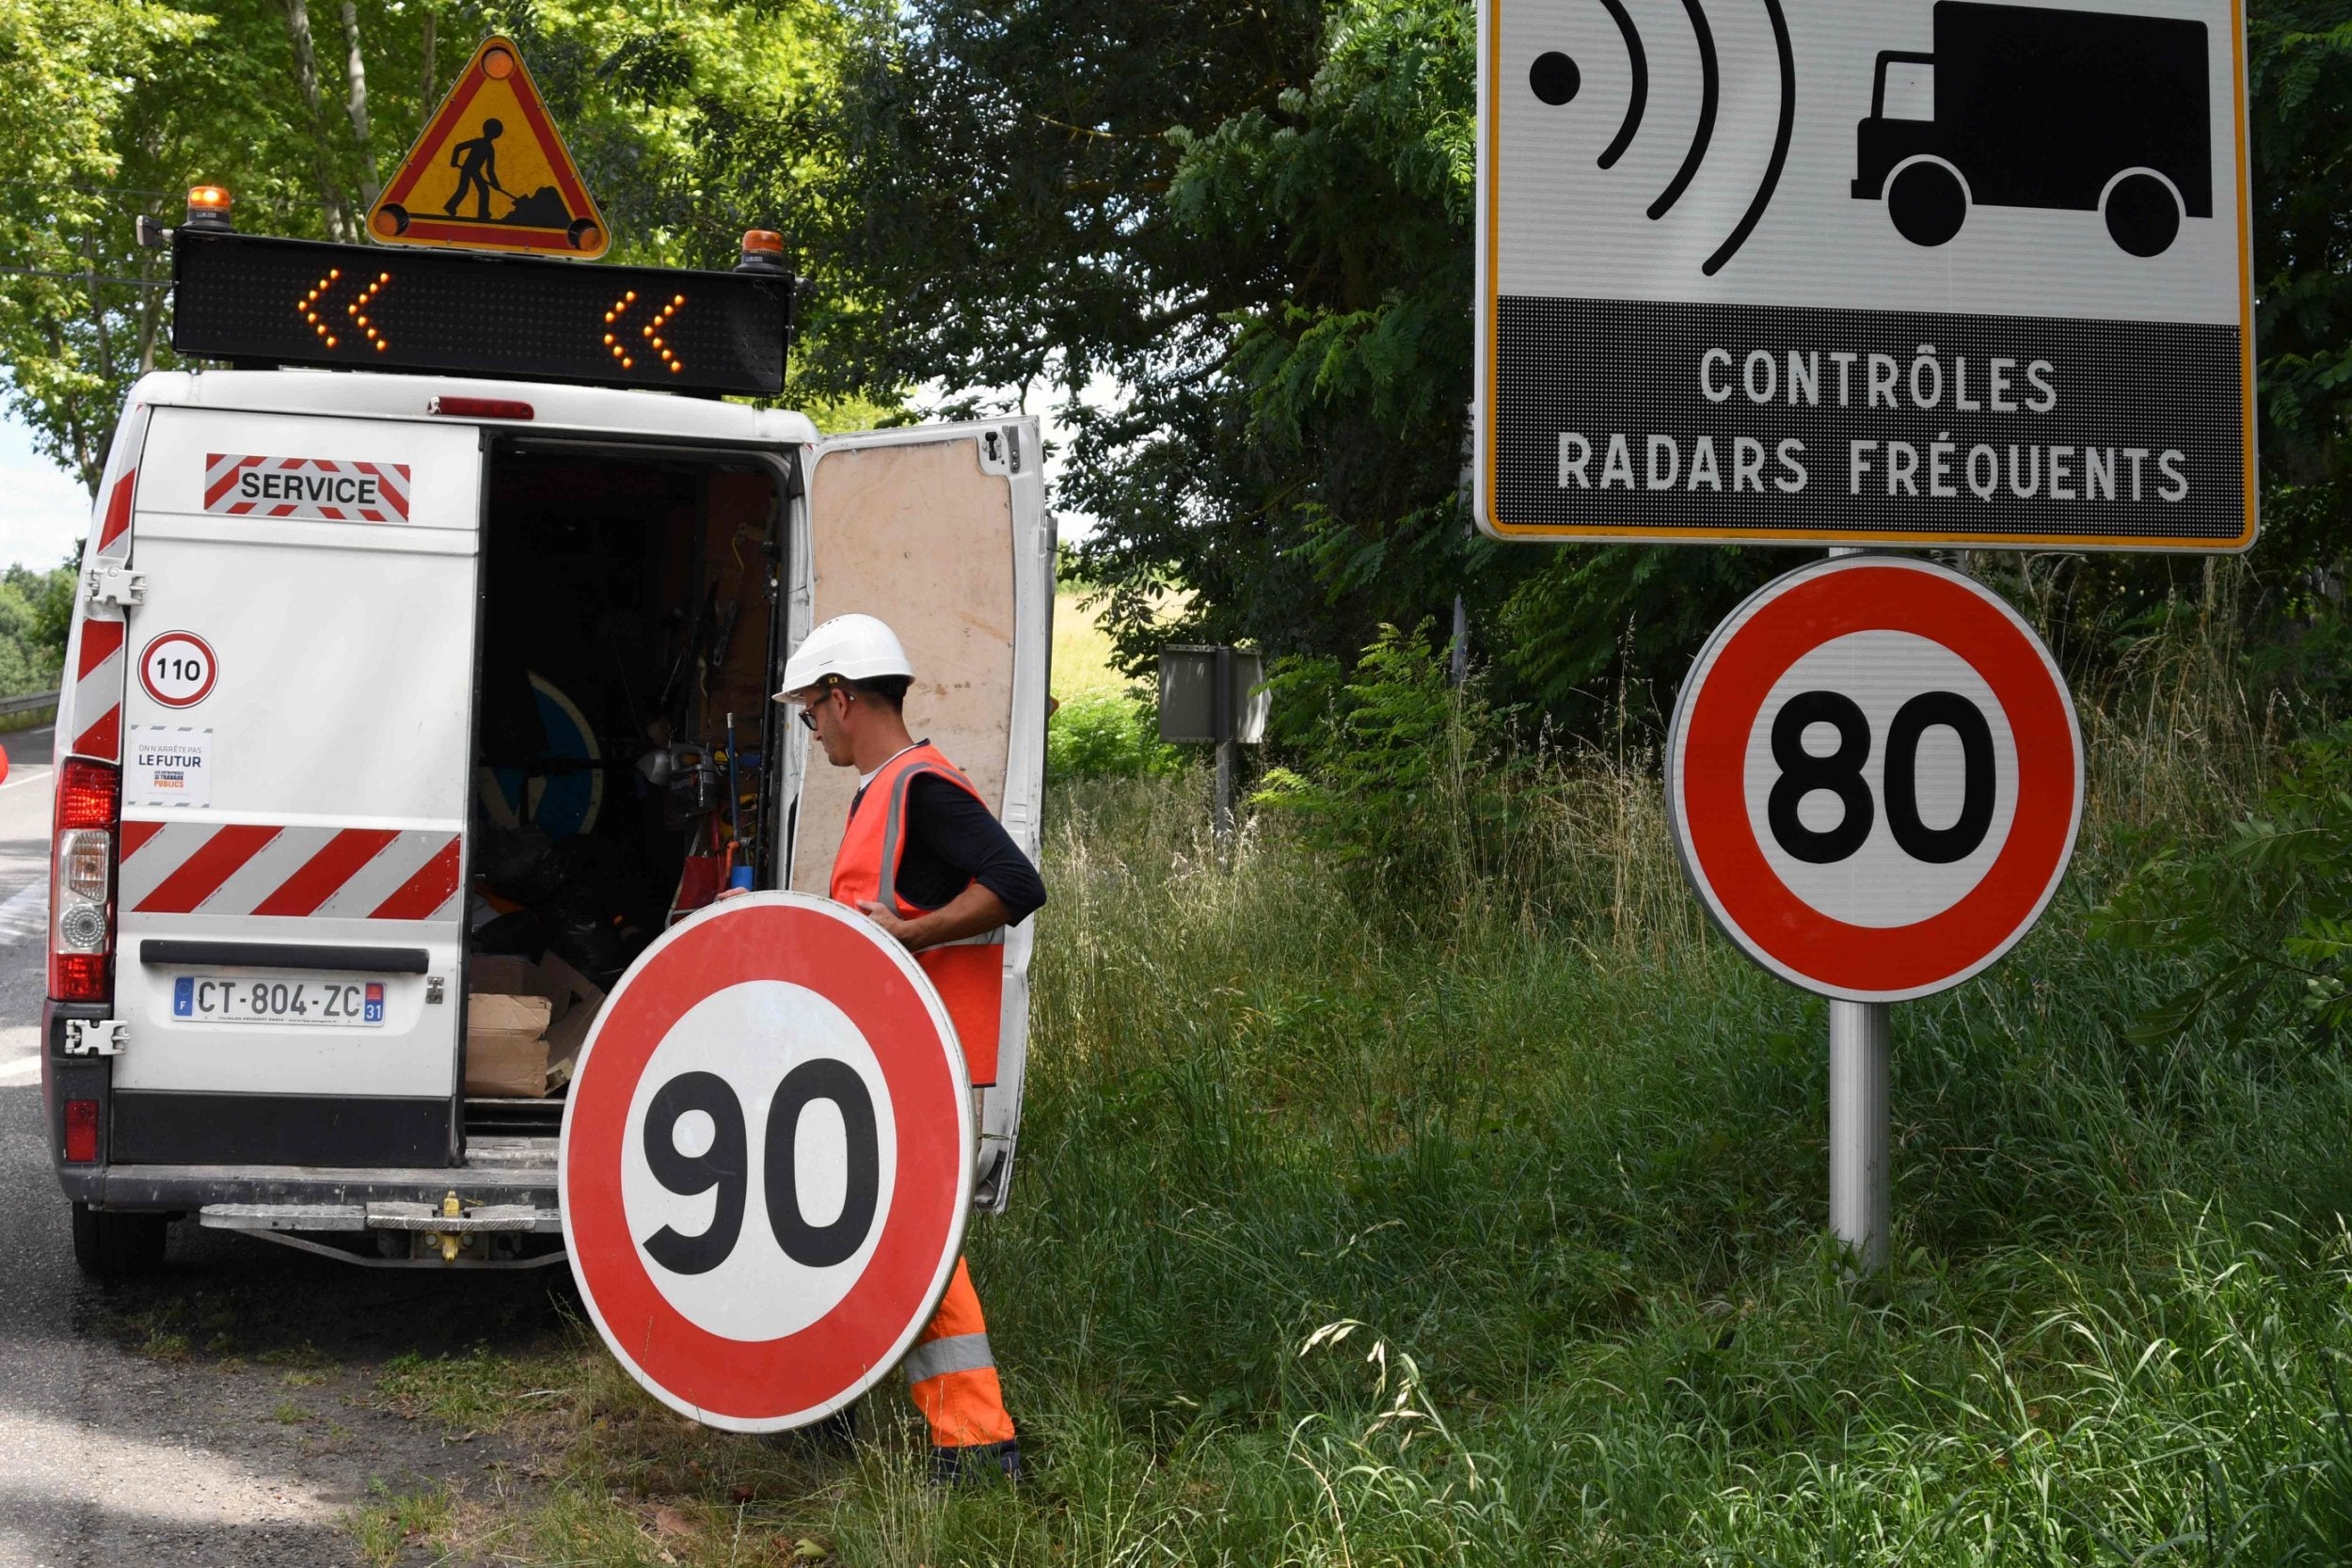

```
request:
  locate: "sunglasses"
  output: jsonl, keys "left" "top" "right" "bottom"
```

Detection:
{"left": 795, "top": 687, "right": 853, "bottom": 731}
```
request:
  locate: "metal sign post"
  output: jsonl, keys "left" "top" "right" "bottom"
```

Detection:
{"left": 1824, "top": 543, "right": 1888, "bottom": 1276}
{"left": 1828, "top": 997, "right": 1891, "bottom": 1275}
{"left": 1213, "top": 645, "right": 1236, "bottom": 850}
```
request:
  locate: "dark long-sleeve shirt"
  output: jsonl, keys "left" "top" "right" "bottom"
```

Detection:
{"left": 848, "top": 767, "right": 1045, "bottom": 925}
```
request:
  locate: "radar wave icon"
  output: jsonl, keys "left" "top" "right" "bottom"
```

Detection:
{"left": 1521, "top": 0, "right": 1795, "bottom": 276}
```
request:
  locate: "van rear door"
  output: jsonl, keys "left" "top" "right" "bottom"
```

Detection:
{"left": 106, "top": 406, "right": 481, "bottom": 1168}
{"left": 791, "top": 420, "right": 1052, "bottom": 1210}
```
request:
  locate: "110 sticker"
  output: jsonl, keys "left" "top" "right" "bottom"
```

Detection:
{"left": 138, "top": 631, "right": 217, "bottom": 708}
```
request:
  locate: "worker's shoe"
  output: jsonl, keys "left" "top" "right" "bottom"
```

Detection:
{"left": 929, "top": 1439, "right": 1020, "bottom": 1488}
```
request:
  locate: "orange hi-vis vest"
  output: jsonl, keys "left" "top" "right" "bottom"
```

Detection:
{"left": 829, "top": 742, "right": 1005, "bottom": 1086}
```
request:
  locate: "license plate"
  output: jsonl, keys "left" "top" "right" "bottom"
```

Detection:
{"left": 172, "top": 975, "right": 385, "bottom": 1026}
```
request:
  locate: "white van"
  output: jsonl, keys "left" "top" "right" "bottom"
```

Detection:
{"left": 44, "top": 367, "right": 1051, "bottom": 1275}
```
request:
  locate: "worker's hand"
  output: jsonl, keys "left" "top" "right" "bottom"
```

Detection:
{"left": 856, "top": 900, "right": 924, "bottom": 949}
{"left": 715, "top": 886, "right": 750, "bottom": 902}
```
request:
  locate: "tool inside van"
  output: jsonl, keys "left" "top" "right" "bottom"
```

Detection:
{"left": 463, "top": 443, "right": 786, "bottom": 1112}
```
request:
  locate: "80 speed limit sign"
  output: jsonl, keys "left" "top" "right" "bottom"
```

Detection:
{"left": 1668, "top": 557, "right": 2082, "bottom": 1003}
{"left": 560, "top": 893, "right": 972, "bottom": 1431}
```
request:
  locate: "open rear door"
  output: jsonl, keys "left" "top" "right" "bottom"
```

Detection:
{"left": 790, "top": 420, "right": 1051, "bottom": 1212}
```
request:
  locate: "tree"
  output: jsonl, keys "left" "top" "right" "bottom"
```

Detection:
{"left": 0, "top": 0, "right": 203, "bottom": 492}
{"left": 0, "top": 0, "right": 844, "bottom": 498}
{"left": 816, "top": 0, "right": 1487, "bottom": 676}
{"left": 826, "top": 0, "right": 2352, "bottom": 730}
{"left": 2245, "top": 0, "right": 2352, "bottom": 578}
{"left": 0, "top": 557, "right": 79, "bottom": 693}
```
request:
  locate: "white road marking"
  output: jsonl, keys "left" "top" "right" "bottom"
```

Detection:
{"left": 0, "top": 880, "right": 44, "bottom": 948}
{"left": 0, "top": 1057, "right": 38, "bottom": 1088}
{"left": 0, "top": 765, "right": 53, "bottom": 793}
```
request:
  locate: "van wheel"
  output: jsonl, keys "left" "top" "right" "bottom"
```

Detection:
{"left": 71, "top": 1202, "right": 167, "bottom": 1279}
{"left": 2104, "top": 171, "right": 2181, "bottom": 258}
{"left": 1885, "top": 160, "right": 1967, "bottom": 246}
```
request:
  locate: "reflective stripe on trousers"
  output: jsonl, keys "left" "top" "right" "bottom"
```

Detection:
{"left": 906, "top": 1257, "right": 1015, "bottom": 1449}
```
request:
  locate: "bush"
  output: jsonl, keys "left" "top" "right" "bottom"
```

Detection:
{"left": 1046, "top": 692, "right": 1179, "bottom": 782}
{"left": 1256, "top": 620, "right": 1489, "bottom": 878}
{"left": 2099, "top": 715, "right": 2352, "bottom": 1041}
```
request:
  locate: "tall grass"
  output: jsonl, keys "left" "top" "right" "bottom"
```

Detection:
{"left": 466, "top": 595, "right": 2352, "bottom": 1565}
{"left": 943, "top": 597, "right": 2351, "bottom": 1563}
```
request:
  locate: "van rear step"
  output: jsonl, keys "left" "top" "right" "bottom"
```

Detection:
{"left": 200, "top": 1190, "right": 563, "bottom": 1267}
{"left": 199, "top": 1199, "right": 556, "bottom": 1233}
{"left": 465, "top": 1097, "right": 565, "bottom": 1138}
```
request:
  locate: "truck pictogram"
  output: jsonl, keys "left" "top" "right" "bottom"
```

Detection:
{"left": 1851, "top": 2, "right": 2211, "bottom": 258}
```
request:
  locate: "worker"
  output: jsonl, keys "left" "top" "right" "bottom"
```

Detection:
{"left": 771, "top": 612, "right": 1043, "bottom": 1484}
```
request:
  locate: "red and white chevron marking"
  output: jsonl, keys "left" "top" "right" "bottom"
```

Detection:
{"left": 119, "top": 821, "right": 462, "bottom": 921}
{"left": 72, "top": 618, "right": 127, "bottom": 762}
{"left": 68, "top": 437, "right": 146, "bottom": 763}
{"left": 203, "top": 454, "right": 412, "bottom": 523}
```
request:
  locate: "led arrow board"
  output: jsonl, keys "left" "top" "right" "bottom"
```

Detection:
{"left": 1477, "top": 0, "right": 2256, "bottom": 550}
{"left": 171, "top": 230, "right": 792, "bottom": 396}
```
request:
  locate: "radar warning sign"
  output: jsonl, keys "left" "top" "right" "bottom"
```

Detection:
{"left": 1475, "top": 0, "right": 2257, "bottom": 552}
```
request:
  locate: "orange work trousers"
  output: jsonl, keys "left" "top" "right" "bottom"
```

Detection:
{"left": 901, "top": 1256, "right": 1015, "bottom": 1449}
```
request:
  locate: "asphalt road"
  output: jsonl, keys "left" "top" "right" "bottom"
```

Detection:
{"left": 0, "top": 729, "right": 564, "bottom": 1567}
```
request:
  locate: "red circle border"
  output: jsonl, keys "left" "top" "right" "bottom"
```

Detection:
{"left": 1674, "top": 562, "right": 2081, "bottom": 998}
{"left": 138, "top": 631, "right": 218, "bottom": 708}
{"left": 560, "top": 898, "right": 966, "bottom": 1423}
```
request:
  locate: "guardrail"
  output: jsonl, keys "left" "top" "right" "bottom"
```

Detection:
{"left": 0, "top": 690, "right": 59, "bottom": 718}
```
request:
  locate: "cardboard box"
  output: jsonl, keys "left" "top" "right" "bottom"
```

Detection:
{"left": 465, "top": 953, "right": 606, "bottom": 1098}
{"left": 465, "top": 992, "right": 552, "bottom": 1098}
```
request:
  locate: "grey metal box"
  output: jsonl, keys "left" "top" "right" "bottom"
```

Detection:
{"left": 1157, "top": 645, "right": 1268, "bottom": 744}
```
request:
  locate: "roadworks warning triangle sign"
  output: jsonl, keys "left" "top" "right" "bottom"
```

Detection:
{"left": 368, "top": 37, "right": 610, "bottom": 259}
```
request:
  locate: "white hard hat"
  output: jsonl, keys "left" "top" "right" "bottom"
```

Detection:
{"left": 775, "top": 613, "right": 914, "bottom": 698}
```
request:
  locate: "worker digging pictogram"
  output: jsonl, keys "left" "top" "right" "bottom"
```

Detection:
{"left": 367, "top": 37, "right": 611, "bottom": 258}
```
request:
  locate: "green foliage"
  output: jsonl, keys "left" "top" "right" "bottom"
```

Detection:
{"left": 2098, "top": 717, "right": 2352, "bottom": 1040}
{"left": 2249, "top": 0, "right": 2352, "bottom": 490}
{"left": 410, "top": 648, "right": 2352, "bottom": 1563}
{"left": 0, "top": 0, "right": 205, "bottom": 489}
{"left": 0, "top": 557, "right": 80, "bottom": 695}
{"left": 1045, "top": 692, "right": 1178, "bottom": 783}
{"left": 1158, "top": 0, "right": 1480, "bottom": 644}
{"left": 826, "top": 0, "right": 2352, "bottom": 737}
{"left": 1255, "top": 620, "right": 1490, "bottom": 881}
{"left": 0, "top": 0, "right": 845, "bottom": 497}
{"left": 937, "top": 752, "right": 2352, "bottom": 1564}
{"left": 820, "top": 0, "right": 1483, "bottom": 682}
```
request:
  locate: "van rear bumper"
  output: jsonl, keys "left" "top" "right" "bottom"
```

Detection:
{"left": 58, "top": 1148, "right": 557, "bottom": 1214}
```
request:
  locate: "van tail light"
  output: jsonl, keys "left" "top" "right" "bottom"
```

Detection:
{"left": 51, "top": 758, "right": 120, "bottom": 1004}
{"left": 428, "top": 395, "right": 533, "bottom": 420}
{"left": 63, "top": 1099, "right": 100, "bottom": 1163}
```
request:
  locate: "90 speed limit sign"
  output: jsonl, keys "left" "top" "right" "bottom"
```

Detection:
{"left": 560, "top": 893, "right": 972, "bottom": 1431}
{"left": 1668, "top": 557, "right": 2082, "bottom": 1003}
